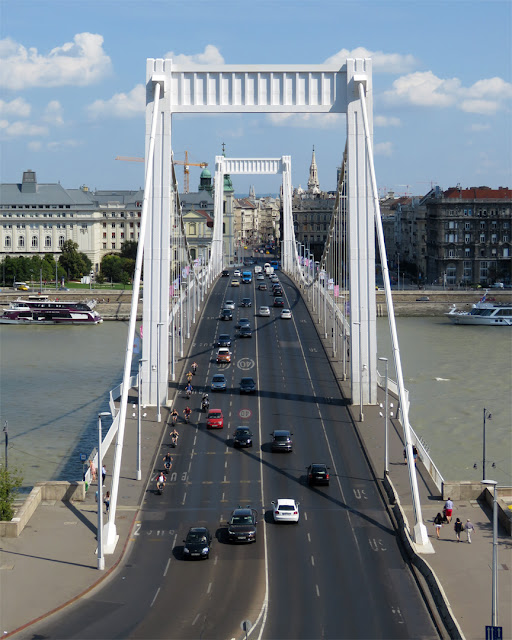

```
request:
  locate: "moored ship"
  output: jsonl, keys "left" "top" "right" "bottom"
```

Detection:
{"left": 445, "top": 292, "right": 512, "bottom": 326}
{"left": 0, "top": 298, "right": 103, "bottom": 325}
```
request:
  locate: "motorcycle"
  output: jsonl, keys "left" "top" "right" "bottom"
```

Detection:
{"left": 201, "top": 398, "right": 210, "bottom": 412}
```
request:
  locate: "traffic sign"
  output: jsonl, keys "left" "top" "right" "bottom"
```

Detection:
{"left": 239, "top": 409, "right": 252, "bottom": 419}
{"left": 237, "top": 358, "right": 255, "bottom": 370}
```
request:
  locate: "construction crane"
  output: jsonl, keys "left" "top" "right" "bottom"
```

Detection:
{"left": 173, "top": 151, "right": 208, "bottom": 193}
{"left": 116, "top": 152, "right": 208, "bottom": 194}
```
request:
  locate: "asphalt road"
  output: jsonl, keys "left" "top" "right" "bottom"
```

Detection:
{"left": 25, "top": 268, "right": 438, "bottom": 640}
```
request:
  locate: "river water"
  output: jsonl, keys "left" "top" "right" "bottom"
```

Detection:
{"left": 0, "top": 317, "right": 510, "bottom": 491}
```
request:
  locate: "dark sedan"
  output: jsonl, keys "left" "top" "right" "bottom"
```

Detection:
{"left": 217, "top": 334, "right": 232, "bottom": 347}
{"left": 220, "top": 308, "right": 233, "bottom": 321}
{"left": 232, "top": 426, "right": 253, "bottom": 448}
{"left": 182, "top": 527, "right": 212, "bottom": 559}
{"left": 238, "top": 326, "right": 252, "bottom": 338}
{"left": 240, "top": 298, "right": 252, "bottom": 307}
{"left": 306, "top": 463, "right": 330, "bottom": 485}
{"left": 227, "top": 507, "right": 258, "bottom": 543}
{"left": 273, "top": 297, "right": 285, "bottom": 307}
{"left": 240, "top": 377, "right": 256, "bottom": 393}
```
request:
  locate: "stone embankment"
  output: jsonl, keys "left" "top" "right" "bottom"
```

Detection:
{"left": 0, "top": 289, "right": 509, "bottom": 319}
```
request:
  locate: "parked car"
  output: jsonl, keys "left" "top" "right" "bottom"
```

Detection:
{"left": 211, "top": 374, "right": 227, "bottom": 392}
{"left": 182, "top": 527, "right": 212, "bottom": 559}
{"left": 232, "top": 426, "right": 253, "bottom": 448}
{"left": 216, "top": 348, "right": 232, "bottom": 363}
{"left": 271, "top": 499, "right": 300, "bottom": 523}
{"left": 306, "top": 463, "right": 330, "bottom": 485}
{"left": 206, "top": 409, "right": 224, "bottom": 429}
{"left": 270, "top": 429, "right": 293, "bottom": 452}
{"left": 240, "top": 377, "right": 256, "bottom": 393}
{"left": 227, "top": 506, "right": 258, "bottom": 543}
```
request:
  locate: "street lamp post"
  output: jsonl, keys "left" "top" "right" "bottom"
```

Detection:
{"left": 97, "top": 411, "right": 110, "bottom": 570}
{"left": 481, "top": 479, "right": 498, "bottom": 628}
{"left": 482, "top": 408, "right": 492, "bottom": 481}
{"left": 3, "top": 420, "right": 8, "bottom": 469}
{"left": 156, "top": 322, "right": 164, "bottom": 423}
{"left": 379, "top": 357, "right": 389, "bottom": 476}
{"left": 137, "top": 359, "right": 147, "bottom": 481}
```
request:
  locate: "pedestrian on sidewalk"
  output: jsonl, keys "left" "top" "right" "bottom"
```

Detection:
{"left": 412, "top": 445, "right": 419, "bottom": 465}
{"left": 102, "top": 464, "right": 107, "bottom": 486}
{"left": 89, "top": 459, "right": 97, "bottom": 482}
{"left": 465, "top": 518, "right": 475, "bottom": 543}
{"left": 104, "top": 491, "right": 110, "bottom": 514}
{"left": 454, "top": 517, "right": 463, "bottom": 542}
{"left": 433, "top": 512, "right": 443, "bottom": 539}
{"left": 444, "top": 497, "right": 454, "bottom": 523}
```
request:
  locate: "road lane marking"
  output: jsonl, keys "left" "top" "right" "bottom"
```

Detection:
{"left": 311, "top": 555, "right": 315, "bottom": 566}
{"left": 182, "top": 492, "right": 187, "bottom": 505}
{"left": 316, "top": 585, "right": 320, "bottom": 597}
{"left": 163, "top": 557, "right": 171, "bottom": 577}
{"left": 207, "top": 582, "right": 212, "bottom": 594}
{"left": 192, "top": 613, "right": 200, "bottom": 626}
{"left": 150, "top": 587, "right": 160, "bottom": 607}
{"left": 307, "top": 533, "right": 311, "bottom": 543}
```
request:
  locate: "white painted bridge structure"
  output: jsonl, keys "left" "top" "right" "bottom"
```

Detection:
{"left": 97, "top": 58, "right": 431, "bottom": 557}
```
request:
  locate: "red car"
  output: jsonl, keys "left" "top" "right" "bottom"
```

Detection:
{"left": 206, "top": 409, "right": 224, "bottom": 429}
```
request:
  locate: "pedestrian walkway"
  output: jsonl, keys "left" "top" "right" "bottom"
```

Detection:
{"left": 1, "top": 282, "right": 511, "bottom": 640}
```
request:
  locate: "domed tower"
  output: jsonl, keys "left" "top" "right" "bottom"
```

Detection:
{"left": 198, "top": 167, "right": 213, "bottom": 194}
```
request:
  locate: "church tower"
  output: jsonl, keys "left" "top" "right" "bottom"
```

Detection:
{"left": 307, "top": 146, "right": 320, "bottom": 194}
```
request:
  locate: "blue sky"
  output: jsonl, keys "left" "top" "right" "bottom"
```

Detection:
{"left": 1, "top": 0, "right": 511, "bottom": 197}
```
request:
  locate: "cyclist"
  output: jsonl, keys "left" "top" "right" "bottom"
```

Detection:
{"left": 185, "top": 382, "right": 192, "bottom": 398}
{"left": 186, "top": 371, "right": 193, "bottom": 383}
{"left": 170, "top": 409, "right": 179, "bottom": 425}
{"left": 163, "top": 452, "right": 173, "bottom": 472}
{"left": 183, "top": 406, "right": 192, "bottom": 423}
{"left": 170, "top": 428, "right": 179, "bottom": 446}
{"left": 191, "top": 362, "right": 198, "bottom": 375}
{"left": 156, "top": 471, "right": 166, "bottom": 492}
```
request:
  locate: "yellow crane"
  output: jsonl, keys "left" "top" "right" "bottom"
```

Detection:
{"left": 115, "top": 151, "right": 208, "bottom": 193}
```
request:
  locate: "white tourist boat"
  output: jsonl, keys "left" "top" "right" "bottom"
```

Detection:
{"left": 445, "top": 292, "right": 512, "bottom": 326}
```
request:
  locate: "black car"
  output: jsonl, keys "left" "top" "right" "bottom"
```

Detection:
{"left": 272, "top": 288, "right": 283, "bottom": 296}
{"left": 236, "top": 317, "right": 251, "bottom": 329}
{"left": 270, "top": 429, "right": 293, "bottom": 452}
{"left": 238, "top": 326, "right": 252, "bottom": 338}
{"left": 240, "top": 377, "right": 256, "bottom": 393}
{"left": 240, "top": 298, "right": 252, "bottom": 307}
{"left": 232, "top": 426, "right": 253, "bottom": 448}
{"left": 273, "top": 297, "right": 285, "bottom": 307}
{"left": 182, "top": 526, "right": 212, "bottom": 559}
{"left": 227, "top": 507, "right": 258, "bottom": 543}
{"left": 221, "top": 308, "right": 233, "bottom": 321}
{"left": 217, "top": 334, "right": 232, "bottom": 347}
{"left": 222, "top": 270, "right": 230, "bottom": 277}
{"left": 306, "top": 463, "right": 330, "bottom": 485}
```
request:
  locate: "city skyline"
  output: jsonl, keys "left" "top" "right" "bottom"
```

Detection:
{"left": 1, "top": 0, "right": 511, "bottom": 196}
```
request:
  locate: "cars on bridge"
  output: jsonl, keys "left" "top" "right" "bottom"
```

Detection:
{"left": 271, "top": 499, "right": 300, "bottom": 523}
{"left": 281, "top": 308, "right": 292, "bottom": 319}
{"left": 216, "top": 348, "right": 231, "bottom": 363}
{"left": 306, "top": 463, "right": 330, "bottom": 486}
{"left": 231, "top": 279, "right": 240, "bottom": 287}
{"left": 227, "top": 507, "right": 258, "bottom": 543}
{"left": 273, "top": 297, "right": 284, "bottom": 308}
{"left": 221, "top": 309, "right": 233, "bottom": 321}
{"left": 259, "top": 306, "right": 270, "bottom": 317}
{"left": 206, "top": 409, "right": 224, "bottom": 429}
{"left": 211, "top": 374, "right": 227, "bottom": 392}
{"left": 232, "top": 426, "right": 253, "bottom": 448}
{"left": 270, "top": 429, "right": 293, "bottom": 452}
{"left": 240, "top": 298, "right": 252, "bottom": 307}
{"left": 224, "top": 300, "right": 235, "bottom": 309}
{"left": 217, "top": 334, "right": 231, "bottom": 347}
{"left": 240, "top": 377, "right": 256, "bottom": 393}
{"left": 238, "top": 326, "right": 252, "bottom": 338}
{"left": 182, "top": 527, "right": 212, "bottom": 560}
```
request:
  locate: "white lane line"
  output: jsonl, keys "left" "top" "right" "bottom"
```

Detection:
{"left": 193, "top": 434, "right": 197, "bottom": 445}
{"left": 207, "top": 582, "right": 212, "bottom": 594}
{"left": 225, "top": 460, "right": 228, "bottom": 468}
{"left": 311, "top": 555, "right": 315, "bottom": 566}
{"left": 150, "top": 587, "right": 160, "bottom": 607}
{"left": 307, "top": 532, "right": 311, "bottom": 543}
{"left": 304, "top": 512, "right": 308, "bottom": 521}
{"left": 316, "top": 585, "right": 320, "bottom": 597}
{"left": 163, "top": 557, "right": 171, "bottom": 577}
{"left": 192, "top": 613, "right": 200, "bottom": 626}
{"left": 182, "top": 492, "right": 187, "bottom": 505}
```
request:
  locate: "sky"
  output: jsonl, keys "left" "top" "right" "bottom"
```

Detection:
{"left": 0, "top": 0, "right": 511, "bottom": 198}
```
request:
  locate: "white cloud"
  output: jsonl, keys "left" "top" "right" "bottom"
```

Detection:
{"left": 0, "top": 33, "right": 112, "bottom": 90}
{"left": 374, "top": 115, "right": 400, "bottom": 127}
{"left": 28, "top": 140, "right": 43, "bottom": 151}
{"left": 87, "top": 84, "right": 145, "bottom": 119}
{"left": 325, "top": 48, "right": 418, "bottom": 74}
{"left": 268, "top": 112, "right": 342, "bottom": 129}
{"left": 47, "top": 139, "right": 82, "bottom": 151}
{"left": 374, "top": 142, "right": 393, "bottom": 156}
{"left": 469, "top": 123, "right": 491, "bottom": 132}
{"left": 163, "top": 44, "right": 224, "bottom": 65}
{"left": 383, "top": 71, "right": 512, "bottom": 115}
{"left": 43, "top": 101, "right": 64, "bottom": 125}
{"left": 0, "top": 97, "right": 31, "bottom": 118}
{"left": 2, "top": 121, "right": 49, "bottom": 137}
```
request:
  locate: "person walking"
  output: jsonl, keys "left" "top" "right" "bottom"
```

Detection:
{"left": 102, "top": 464, "right": 107, "bottom": 487}
{"left": 433, "top": 512, "right": 443, "bottom": 539}
{"left": 465, "top": 518, "right": 475, "bottom": 543}
{"left": 104, "top": 491, "right": 110, "bottom": 514}
{"left": 454, "top": 517, "right": 463, "bottom": 542}
{"left": 444, "top": 497, "right": 454, "bottom": 523}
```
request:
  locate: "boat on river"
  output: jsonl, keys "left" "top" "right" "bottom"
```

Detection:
{"left": 445, "top": 292, "right": 512, "bottom": 326}
{"left": 0, "top": 298, "right": 103, "bottom": 325}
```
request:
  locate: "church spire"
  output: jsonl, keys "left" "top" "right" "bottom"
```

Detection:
{"left": 307, "top": 146, "right": 320, "bottom": 194}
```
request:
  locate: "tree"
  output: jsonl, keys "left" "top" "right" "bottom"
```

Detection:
{"left": 59, "top": 240, "right": 91, "bottom": 279}
{"left": 0, "top": 467, "right": 23, "bottom": 521}
{"left": 120, "top": 240, "right": 138, "bottom": 261}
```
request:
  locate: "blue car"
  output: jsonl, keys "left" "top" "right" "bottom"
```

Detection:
{"left": 211, "top": 374, "right": 227, "bottom": 392}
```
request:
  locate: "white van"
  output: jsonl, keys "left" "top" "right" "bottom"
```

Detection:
{"left": 254, "top": 265, "right": 262, "bottom": 274}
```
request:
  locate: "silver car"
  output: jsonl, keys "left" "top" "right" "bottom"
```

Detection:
{"left": 259, "top": 306, "right": 271, "bottom": 317}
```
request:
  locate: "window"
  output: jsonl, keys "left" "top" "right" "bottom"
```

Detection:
{"left": 504, "top": 235, "right": 509, "bottom": 242}
{"left": 103, "top": 232, "right": 107, "bottom": 239}
{"left": 103, "top": 243, "right": 107, "bottom": 249}
{"left": 188, "top": 223, "right": 197, "bottom": 236}
{"left": 120, "top": 232, "right": 125, "bottom": 239}
{"left": 111, "top": 243, "right": 116, "bottom": 249}
{"left": 45, "top": 236, "right": 52, "bottom": 248}
{"left": 18, "top": 236, "right": 25, "bottom": 248}
{"left": 491, "top": 234, "right": 497, "bottom": 244}
{"left": 465, "top": 234, "right": 471, "bottom": 244}
{"left": 480, "top": 222, "right": 486, "bottom": 229}
{"left": 4, "top": 236, "right": 11, "bottom": 247}
{"left": 480, "top": 234, "right": 485, "bottom": 243}
{"left": 491, "top": 248, "right": 497, "bottom": 256}
{"left": 112, "top": 222, "right": 115, "bottom": 227}
{"left": 59, "top": 235, "right": 65, "bottom": 247}
{"left": 448, "top": 249, "right": 454, "bottom": 257}
{"left": 465, "top": 222, "right": 471, "bottom": 230}
{"left": 504, "top": 248, "right": 509, "bottom": 257}
{"left": 31, "top": 236, "right": 38, "bottom": 248}
{"left": 465, "top": 248, "right": 471, "bottom": 257}
{"left": 112, "top": 232, "right": 116, "bottom": 239}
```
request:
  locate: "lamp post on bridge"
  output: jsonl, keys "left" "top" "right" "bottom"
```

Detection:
{"left": 378, "top": 357, "right": 389, "bottom": 476}
{"left": 481, "top": 479, "right": 499, "bottom": 631}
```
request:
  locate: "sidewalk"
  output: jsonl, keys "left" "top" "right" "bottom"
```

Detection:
{"left": 1, "top": 287, "right": 511, "bottom": 639}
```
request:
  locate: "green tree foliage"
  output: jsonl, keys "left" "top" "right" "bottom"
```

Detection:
{"left": 0, "top": 467, "right": 23, "bottom": 521}
{"left": 58, "top": 240, "right": 92, "bottom": 280}
{"left": 100, "top": 253, "right": 135, "bottom": 284}
{"left": 120, "top": 240, "right": 138, "bottom": 261}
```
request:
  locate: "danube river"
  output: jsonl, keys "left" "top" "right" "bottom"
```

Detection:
{"left": 0, "top": 317, "right": 510, "bottom": 491}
